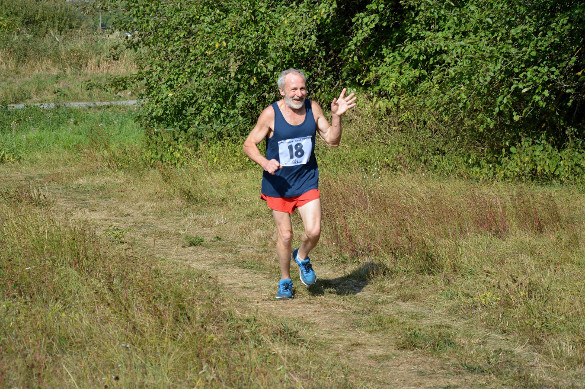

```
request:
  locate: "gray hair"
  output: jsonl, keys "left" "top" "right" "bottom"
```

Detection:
{"left": 277, "top": 68, "right": 306, "bottom": 90}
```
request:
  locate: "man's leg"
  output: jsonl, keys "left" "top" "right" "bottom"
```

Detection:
{"left": 272, "top": 210, "right": 294, "bottom": 279}
{"left": 296, "top": 198, "right": 322, "bottom": 260}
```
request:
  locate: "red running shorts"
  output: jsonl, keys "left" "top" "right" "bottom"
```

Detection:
{"left": 261, "top": 189, "right": 320, "bottom": 214}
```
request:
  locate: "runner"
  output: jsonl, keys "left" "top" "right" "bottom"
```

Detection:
{"left": 243, "top": 68, "right": 357, "bottom": 299}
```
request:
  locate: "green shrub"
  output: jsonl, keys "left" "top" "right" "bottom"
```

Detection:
{"left": 94, "top": 0, "right": 585, "bottom": 182}
{"left": 373, "top": 0, "right": 585, "bottom": 151}
{"left": 497, "top": 137, "right": 585, "bottom": 183}
{"left": 106, "top": 0, "right": 342, "bottom": 137}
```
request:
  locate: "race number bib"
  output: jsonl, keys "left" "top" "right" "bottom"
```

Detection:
{"left": 278, "top": 136, "right": 312, "bottom": 167}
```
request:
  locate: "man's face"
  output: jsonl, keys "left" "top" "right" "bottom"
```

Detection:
{"left": 280, "top": 73, "right": 307, "bottom": 110}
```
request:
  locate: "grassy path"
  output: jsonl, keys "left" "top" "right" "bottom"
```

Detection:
{"left": 3, "top": 165, "right": 578, "bottom": 388}
{"left": 5, "top": 168, "right": 513, "bottom": 388}
{"left": 53, "top": 192, "right": 481, "bottom": 388}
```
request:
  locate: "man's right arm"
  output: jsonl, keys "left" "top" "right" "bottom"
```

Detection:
{"left": 243, "top": 106, "right": 281, "bottom": 175}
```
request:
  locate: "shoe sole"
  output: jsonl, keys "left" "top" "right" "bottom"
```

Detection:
{"left": 298, "top": 265, "right": 317, "bottom": 286}
{"left": 298, "top": 273, "right": 316, "bottom": 286}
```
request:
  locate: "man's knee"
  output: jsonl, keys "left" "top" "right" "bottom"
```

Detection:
{"left": 305, "top": 225, "right": 321, "bottom": 241}
{"left": 278, "top": 229, "right": 293, "bottom": 244}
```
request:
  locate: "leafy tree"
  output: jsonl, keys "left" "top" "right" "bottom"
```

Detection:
{"left": 373, "top": 0, "right": 585, "bottom": 151}
{"left": 103, "top": 0, "right": 343, "bottom": 139}
{"left": 341, "top": 0, "right": 404, "bottom": 84}
{"left": 101, "top": 0, "right": 585, "bottom": 173}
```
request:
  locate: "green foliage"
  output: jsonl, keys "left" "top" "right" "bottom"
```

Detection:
{"left": 496, "top": 137, "right": 585, "bottom": 183}
{"left": 183, "top": 234, "right": 204, "bottom": 247}
{"left": 95, "top": 0, "right": 585, "bottom": 182}
{"left": 101, "top": 0, "right": 400, "bottom": 163}
{"left": 373, "top": 0, "right": 585, "bottom": 150}
{"left": 106, "top": 0, "right": 339, "bottom": 137}
{"left": 342, "top": 0, "right": 403, "bottom": 84}
{"left": 143, "top": 129, "right": 197, "bottom": 167}
{"left": 0, "top": 148, "right": 20, "bottom": 163}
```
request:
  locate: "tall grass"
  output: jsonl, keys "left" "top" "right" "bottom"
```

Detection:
{"left": 311, "top": 103, "right": 585, "bottom": 374}
{"left": 1, "top": 32, "right": 134, "bottom": 73}
{"left": 3, "top": 96, "right": 585, "bottom": 386}
{"left": 0, "top": 31, "right": 137, "bottom": 105}
{"left": 320, "top": 172, "right": 584, "bottom": 342}
{"left": 0, "top": 107, "right": 359, "bottom": 388}
{"left": 0, "top": 187, "right": 354, "bottom": 388}
{"left": 129, "top": 150, "right": 585, "bottom": 384}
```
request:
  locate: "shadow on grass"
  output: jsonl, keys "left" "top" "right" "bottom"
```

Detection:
{"left": 308, "top": 262, "right": 386, "bottom": 296}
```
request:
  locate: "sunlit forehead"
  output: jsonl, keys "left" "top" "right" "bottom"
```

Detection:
{"left": 285, "top": 74, "right": 306, "bottom": 92}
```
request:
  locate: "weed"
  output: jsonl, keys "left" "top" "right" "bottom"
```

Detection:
{"left": 398, "top": 325, "right": 458, "bottom": 353}
{"left": 362, "top": 313, "right": 401, "bottom": 333}
{"left": 183, "top": 234, "right": 204, "bottom": 247}
{"left": 0, "top": 149, "right": 20, "bottom": 163}
{"left": 103, "top": 225, "right": 131, "bottom": 243}
{"left": 0, "top": 185, "right": 51, "bottom": 207}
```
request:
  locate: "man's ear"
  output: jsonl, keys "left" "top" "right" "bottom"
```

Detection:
{"left": 279, "top": 88, "right": 285, "bottom": 97}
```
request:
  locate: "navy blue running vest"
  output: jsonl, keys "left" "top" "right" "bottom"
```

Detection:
{"left": 261, "top": 99, "right": 319, "bottom": 198}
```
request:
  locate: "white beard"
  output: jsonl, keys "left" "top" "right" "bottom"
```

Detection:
{"left": 285, "top": 95, "right": 305, "bottom": 110}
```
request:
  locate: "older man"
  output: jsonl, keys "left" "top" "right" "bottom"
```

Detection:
{"left": 243, "top": 68, "right": 357, "bottom": 299}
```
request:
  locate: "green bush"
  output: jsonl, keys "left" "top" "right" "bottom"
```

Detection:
{"left": 373, "top": 0, "right": 585, "bottom": 151}
{"left": 497, "top": 137, "right": 585, "bottom": 183}
{"left": 98, "top": 0, "right": 585, "bottom": 182}
{"left": 107, "top": 0, "right": 342, "bottom": 137}
{"left": 100, "top": 0, "right": 391, "bottom": 163}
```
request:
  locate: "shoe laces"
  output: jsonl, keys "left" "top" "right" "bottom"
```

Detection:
{"left": 280, "top": 282, "right": 292, "bottom": 292}
{"left": 301, "top": 261, "right": 313, "bottom": 274}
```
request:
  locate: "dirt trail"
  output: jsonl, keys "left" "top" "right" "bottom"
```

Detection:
{"left": 5, "top": 171, "right": 502, "bottom": 388}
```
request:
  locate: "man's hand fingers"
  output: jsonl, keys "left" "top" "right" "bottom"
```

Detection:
{"left": 266, "top": 160, "right": 281, "bottom": 175}
{"left": 332, "top": 88, "right": 357, "bottom": 114}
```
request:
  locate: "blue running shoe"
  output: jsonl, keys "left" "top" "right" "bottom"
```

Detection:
{"left": 292, "top": 248, "right": 317, "bottom": 286}
{"left": 276, "top": 279, "right": 294, "bottom": 299}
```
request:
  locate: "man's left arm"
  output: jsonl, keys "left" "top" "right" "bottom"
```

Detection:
{"left": 315, "top": 88, "right": 357, "bottom": 147}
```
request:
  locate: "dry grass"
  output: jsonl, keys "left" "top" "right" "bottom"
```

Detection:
{"left": 0, "top": 185, "right": 355, "bottom": 388}
{"left": 319, "top": 170, "right": 585, "bottom": 379}
{"left": 1, "top": 32, "right": 137, "bottom": 104}
{"left": 3, "top": 93, "right": 585, "bottom": 387}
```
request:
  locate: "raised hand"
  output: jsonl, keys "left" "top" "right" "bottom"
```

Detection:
{"left": 331, "top": 88, "right": 357, "bottom": 116}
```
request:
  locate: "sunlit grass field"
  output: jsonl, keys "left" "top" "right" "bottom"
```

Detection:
{"left": 1, "top": 31, "right": 137, "bottom": 106}
{"left": 2, "top": 1, "right": 584, "bottom": 385}
{"left": 0, "top": 107, "right": 357, "bottom": 388}
{"left": 1, "top": 103, "right": 585, "bottom": 387}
